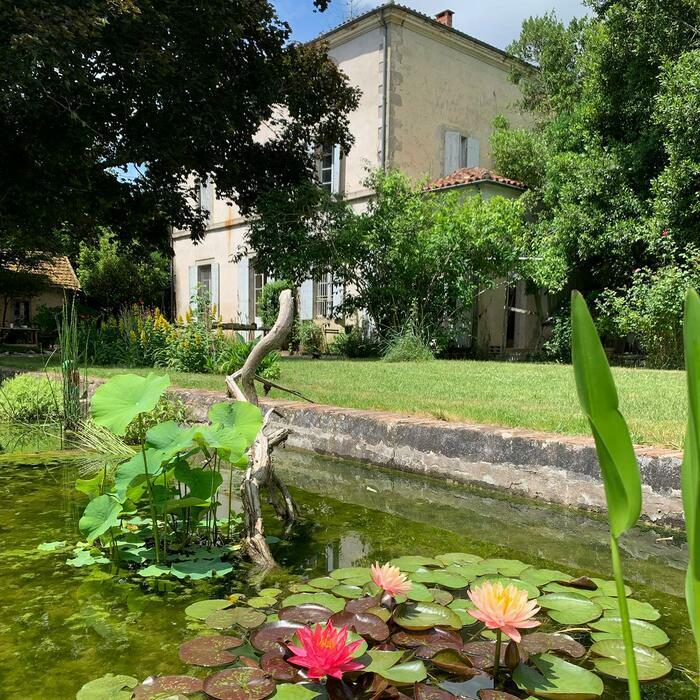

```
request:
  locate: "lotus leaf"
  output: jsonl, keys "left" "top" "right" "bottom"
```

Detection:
{"left": 37, "top": 540, "right": 67, "bottom": 552}
{"left": 138, "top": 563, "right": 171, "bottom": 577}
{"left": 76, "top": 673, "right": 138, "bottom": 700}
{"left": 538, "top": 592, "right": 603, "bottom": 624}
{"left": 513, "top": 653, "right": 604, "bottom": 699}
{"left": 363, "top": 649, "right": 405, "bottom": 674}
{"left": 78, "top": 494, "right": 122, "bottom": 543}
{"left": 590, "top": 578, "right": 632, "bottom": 597}
{"left": 171, "top": 558, "right": 233, "bottom": 579}
{"left": 406, "top": 582, "right": 435, "bottom": 602}
{"left": 480, "top": 559, "right": 530, "bottom": 577}
{"left": 589, "top": 617, "right": 669, "bottom": 648}
{"left": 590, "top": 640, "right": 672, "bottom": 681}
{"left": 430, "top": 588, "right": 453, "bottom": 605}
{"left": 260, "top": 588, "right": 282, "bottom": 598}
{"left": 261, "top": 650, "right": 301, "bottom": 682}
{"left": 379, "top": 659, "right": 428, "bottom": 684}
{"left": 430, "top": 648, "right": 479, "bottom": 677}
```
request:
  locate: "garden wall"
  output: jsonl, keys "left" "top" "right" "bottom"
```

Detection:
{"left": 172, "top": 387, "right": 684, "bottom": 527}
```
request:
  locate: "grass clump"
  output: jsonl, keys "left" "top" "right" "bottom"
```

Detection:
{"left": 383, "top": 326, "right": 435, "bottom": 363}
{"left": 0, "top": 374, "right": 63, "bottom": 422}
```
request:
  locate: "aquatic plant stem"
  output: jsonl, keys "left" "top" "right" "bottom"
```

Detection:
{"left": 493, "top": 629, "right": 502, "bottom": 685}
{"left": 610, "top": 534, "right": 641, "bottom": 700}
{"left": 138, "top": 416, "right": 162, "bottom": 564}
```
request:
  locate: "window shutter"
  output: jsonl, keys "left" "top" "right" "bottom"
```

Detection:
{"left": 237, "top": 257, "right": 249, "bottom": 323}
{"left": 299, "top": 279, "right": 313, "bottom": 320}
{"left": 200, "top": 178, "right": 213, "bottom": 216}
{"left": 444, "top": 130, "right": 461, "bottom": 175}
{"left": 332, "top": 278, "right": 343, "bottom": 319}
{"left": 466, "top": 137, "right": 480, "bottom": 168}
{"left": 211, "top": 262, "right": 220, "bottom": 312}
{"left": 188, "top": 265, "right": 198, "bottom": 313}
{"left": 331, "top": 144, "right": 342, "bottom": 194}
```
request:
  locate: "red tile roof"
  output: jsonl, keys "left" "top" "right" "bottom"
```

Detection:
{"left": 425, "top": 167, "right": 527, "bottom": 192}
{"left": 8, "top": 255, "right": 80, "bottom": 290}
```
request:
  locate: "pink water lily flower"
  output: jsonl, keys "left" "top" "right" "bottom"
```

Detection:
{"left": 370, "top": 562, "right": 413, "bottom": 596}
{"left": 287, "top": 622, "right": 365, "bottom": 679}
{"left": 468, "top": 581, "right": 541, "bottom": 643}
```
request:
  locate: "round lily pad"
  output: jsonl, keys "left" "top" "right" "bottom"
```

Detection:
{"left": 589, "top": 616, "right": 670, "bottom": 648}
{"left": 178, "top": 635, "right": 244, "bottom": 666}
{"left": 591, "top": 639, "right": 672, "bottom": 681}
{"left": 203, "top": 667, "right": 276, "bottom": 700}
{"left": 366, "top": 606, "right": 391, "bottom": 621}
{"left": 430, "top": 648, "right": 479, "bottom": 677}
{"left": 261, "top": 650, "right": 301, "bottom": 682}
{"left": 513, "top": 652, "right": 604, "bottom": 699}
{"left": 542, "top": 582, "right": 600, "bottom": 598}
{"left": 329, "top": 567, "right": 372, "bottom": 582}
{"left": 206, "top": 607, "right": 267, "bottom": 630}
{"left": 415, "top": 684, "right": 457, "bottom": 700}
{"left": 307, "top": 576, "right": 338, "bottom": 590}
{"left": 250, "top": 621, "right": 306, "bottom": 652}
{"left": 430, "top": 588, "right": 453, "bottom": 605}
{"left": 278, "top": 603, "right": 333, "bottom": 625}
{"left": 392, "top": 628, "right": 463, "bottom": 651}
{"left": 133, "top": 675, "right": 204, "bottom": 700}
{"left": 520, "top": 568, "right": 573, "bottom": 587}
{"left": 463, "top": 641, "right": 506, "bottom": 671}
{"left": 389, "top": 556, "right": 442, "bottom": 572}
{"left": 185, "top": 599, "right": 232, "bottom": 620}
{"left": 345, "top": 595, "right": 381, "bottom": 614}
{"left": 538, "top": 592, "right": 603, "bottom": 624}
{"left": 259, "top": 588, "right": 281, "bottom": 598}
{"left": 592, "top": 596, "right": 661, "bottom": 621}
{"left": 281, "top": 592, "right": 345, "bottom": 613}
{"left": 411, "top": 570, "right": 468, "bottom": 589}
{"left": 519, "top": 632, "right": 585, "bottom": 659}
{"left": 332, "top": 584, "right": 364, "bottom": 599}
{"left": 393, "top": 601, "right": 462, "bottom": 631}
{"left": 590, "top": 578, "right": 632, "bottom": 597}
{"left": 480, "top": 558, "right": 530, "bottom": 577}
{"left": 435, "top": 553, "right": 483, "bottom": 567}
{"left": 76, "top": 674, "right": 137, "bottom": 700}
{"left": 330, "top": 610, "right": 390, "bottom": 641}
{"left": 248, "top": 596, "right": 277, "bottom": 609}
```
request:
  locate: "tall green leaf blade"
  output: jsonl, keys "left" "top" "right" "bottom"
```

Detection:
{"left": 571, "top": 291, "right": 641, "bottom": 537}
{"left": 91, "top": 373, "right": 170, "bottom": 436}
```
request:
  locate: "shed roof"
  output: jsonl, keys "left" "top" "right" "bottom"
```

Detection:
{"left": 425, "top": 167, "right": 527, "bottom": 193}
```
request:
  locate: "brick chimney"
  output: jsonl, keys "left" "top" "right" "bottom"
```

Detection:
{"left": 435, "top": 9, "right": 454, "bottom": 28}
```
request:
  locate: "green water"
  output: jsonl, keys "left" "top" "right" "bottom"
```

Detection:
{"left": 0, "top": 448, "right": 696, "bottom": 699}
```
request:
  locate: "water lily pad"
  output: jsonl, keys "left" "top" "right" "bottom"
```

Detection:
{"left": 480, "top": 559, "right": 530, "bottom": 577}
{"left": 513, "top": 653, "right": 604, "bottom": 699}
{"left": 203, "top": 667, "right": 276, "bottom": 700}
{"left": 590, "top": 578, "right": 632, "bottom": 597}
{"left": 281, "top": 592, "right": 345, "bottom": 613}
{"left": 430, "top": 588, "right": 453, "bottom": 605}
{"left": 589, "top": 617, "right": 669, "bottom": 648}
{"left": 591, "top": 597, "right": 660, "bottom": 621}
{"left": 308, "top": 577, "right": 338, "bottom": 590}
{"left": 430, "top": 648, "right": 479, "bottom": 677}
{"left": 178, "top": 635, "right": 244, "bottom": 666}
{"left": 185, "top": 599, "right": 232, "bottom": 620}
{"left": 393, "top": 601, "right": 462, "bottom": 630}
{"left": 207, "top": 607, "right": 267, "bottom": 630}
{"left": 171, "top": 558, "right": 233, "bottom": 580}
{"left": 77, "top": 673, "right": 138, "bottom": 700}
{"left": 133, "top": 675, "right": 204, "bottom": 699}
{"left": 379, "top": 659, "right": 428, "bottom": 684}
{"left": 404, "top": 582, "right": 434, "bottom": 602}
{"left": 463, "top": 641, "right": 506, "bottom": 671}
{"left": 248, "top": 596, "right": 277, "bottom": 609}
{"left": 329, "top": 567, "right": 372, "bottom": 582}
{"left": 270, "top": 684, "right": 326, "bottom": 700}
{"left": 411, "top": 570, "right": 468, "bottom": 589}
{"left": 138, "top": 563, "right": 171, "bottom": 577}
{"left": 590, "top": 639, "right": 672, "bottom": 681}
{"left": 440, "top": 674, "right": 494, "bottom": 698}
{"left": 436, "top": 553, "right": 483, "bottom": 567}
{"left": 332, "top": 584, "right": 364, "bottom": 599}
{"left": 448, "top": 598, "right": 475, "bottom": 611}
{"left": 330, "top": 610, "right": 390, "bottom": 641}
{"left": 261, "top": 650, "right": 302, "bottom": 682}
{"left": 389, "top": 556, "right": 442, "bottom": 572}
{"left": 538, "top": 592, "right": 603, "bottom": 624}
{"left": 344, "top": 595, "right": 381, "bottom": 614}
{"left": 520, "top": 633, "right": 585, "bottom": 659}
{"left": 37, "top": 540, "right": 67, "bottom": 552}
{"left": 478, "top": 692, "right": 521, "bottom": 700}
{"left": 259, "top": 588, "right": 282, "bottom": 598}
{"left": 392, "top": 627, "right": 463, "bottom": 651}
{"left": 250, "top": 621, "right": 306, "bottom": 652}
{"left": 415, "top": 684, "right": 457, "bottom": 700}
{"left": 278, "top": 604, "right": 333, "bottom": 625}
{"left": 541, "top": 582, "right": 600, "bottom": 598}
{"left": 520, "top": 569, "right": 572, "bottom": 587}
{"left": 473, "top": 576, "right": 539, "bottom": 600}
{"left": 363, "top": 649, "right": 405, "bottom": 674}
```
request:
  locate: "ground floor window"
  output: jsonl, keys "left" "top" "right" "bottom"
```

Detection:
{"left": 314, "top": 272, "right": 333, "bottom": 318}
{"left": 13, "top": 300, "right": 30, "bottom": 324}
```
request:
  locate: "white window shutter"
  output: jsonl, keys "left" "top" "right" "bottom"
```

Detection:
{"left": 200, "top": 178, "right": 213, "bottom": 217}
{"left": 211, "top": 262, "right": 220, "bottom": 311}
{"left": 299, "top": 279, "right": 313, "bottom": 320}
{"left": 237, "top": 257, "right": 249, "bottom": 323}
{"left": 444, "top": 130, "right": 461, "bottom": 175}
{"left": 466, "top": 137, "right": 480, "bottom": 168}
{"left": 332, "top": 278, "right": 343, "bottom": 319}
{"left": 188, "top": 265, "right": 198, "bottom": 313}
{"left": 331, "top": 144, "right": 342, "bottom": 194}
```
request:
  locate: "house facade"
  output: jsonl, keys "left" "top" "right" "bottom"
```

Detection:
{"left": 171, "top": 4, "right": 542, "bottom": 354}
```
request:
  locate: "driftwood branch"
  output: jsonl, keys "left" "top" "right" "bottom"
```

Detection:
{"left": 225, "top": 290, "right": 297, "bottom": 569}
{"left": 253, "top": 375, "right": 315, "bottom": 403}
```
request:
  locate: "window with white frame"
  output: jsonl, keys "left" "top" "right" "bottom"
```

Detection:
{"left": 198, "top": 177, "right": 213, "bottom": 215}
{"left": 249, "top": 263, "right": 268, "bottom": 319}
{"left": 314, "top": 272, "right": 333, "bottom": 318}
{"left": 318, "top": 146, "right": 334, "bottom": 191}
{"left": 196, "top": 263, "right": 212, "bottom": 312}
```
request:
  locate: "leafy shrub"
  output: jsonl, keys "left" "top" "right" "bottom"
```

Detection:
{"left": 258, "top": 280, "right": 296, "bottom": 328}
{"left": 382, "top": 326, "right": 434, "bottom": 363}
{"left": 123, "top": 393, "right": 191, "bottom": 445}
{"left": 214, "top": 336, "right": 281, "bottom": 379}
{"left": 33, "top": 304, "right": 61, "bottom": 337}
{"left": 0, "top": 374, "right": 63, "bottom": 422}
{"left": 541, "top": 306, "right": 572, "bottom": 363}
{"left": 297, "top": 320, "right": 326, "bottom": 355}
{"left": 329, "top": 325, "right": 381, "bottom": 358}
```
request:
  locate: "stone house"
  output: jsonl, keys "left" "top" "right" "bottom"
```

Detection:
{"left": 171, "top": 4, "right": 544, "bottom": 354}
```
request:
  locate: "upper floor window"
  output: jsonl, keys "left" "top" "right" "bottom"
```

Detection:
{"left": 318, "top": 146, "right": 334, "bottom": 191}
{"left": 198, "top": 177, "right": 214, "bottom": 215}
{"left": 444, "top": 131, "right": 480, "bottom": 175}
{"left": 314, "top": 272, "right": 333, "bottom": 318}
{"left": 197, "top": 264, "right": 212, "bottom": 299}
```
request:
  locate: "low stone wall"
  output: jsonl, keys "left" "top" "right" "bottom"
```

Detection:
{"left": 172, "top": 387, "right": 684, "bottom": 527}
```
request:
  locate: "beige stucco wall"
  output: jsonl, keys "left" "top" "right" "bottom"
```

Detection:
{"left": 386, "top": 18, "right": 528, "bottom": 180}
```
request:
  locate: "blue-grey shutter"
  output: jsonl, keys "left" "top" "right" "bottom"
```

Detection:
{"left": 188, "top": 265, "right": 198, "bottom": 313}
{"left": 299, "top": 279, "right": 313, "bottom": 320}
{"left": 237, "top": 257, "right": 249, "bottom": 323}
{"left": 332, "top": 277, "right": 343, "bottom": 319}
{"left": 444, "top": 130, "right": 461, "bottom": 175}
{"left": 331, "top": 144, "right": 342, "bottom": 194}
{"left": 211, "top": 262, "right": 220, "bottom": 312}
{"left": 466, "top": 137, "right": 480, "bottom": 168}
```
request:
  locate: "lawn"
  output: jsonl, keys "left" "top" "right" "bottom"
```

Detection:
{"left": 0, "top": 355, "right": 686, "bottom": 448}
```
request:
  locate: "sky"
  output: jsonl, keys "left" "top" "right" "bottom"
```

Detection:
{"left": 273, "top": 0, "right": 588, "bottom": 49}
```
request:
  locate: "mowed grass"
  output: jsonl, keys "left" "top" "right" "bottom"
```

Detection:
{"left": 0, "top": 355, "right": 686, "bottom": 448}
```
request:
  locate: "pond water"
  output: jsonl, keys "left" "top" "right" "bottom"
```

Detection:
{"left": 0, "top": 445, "right": 696, "bottom": 699}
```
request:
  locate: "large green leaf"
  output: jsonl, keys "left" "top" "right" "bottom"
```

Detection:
{"left": 114, "top": 448, "right": 168, "bottom": 500}
{"left": 208, "top": 401, "right": 263, "bottom": 444}
{"left": 591, "top": 640, "right": 672, "bottom": 681}
{"left": 513, "top": 653, "right": 604, "bottom": 699}
{"left": 76, "top": 673, "right": 137, "bottom": 700}
{"left": 589, "top": 617, "right": 669, "bottom": 648}
{"left": 91, "top": 373, "right": 170, "bottom": 436}
{"left": 683, "top": 289, "right": 700, "bottom": 655}
{"left": 571, "top": 292, "right": 641, "bottom": 537}
{"left": 393, "top": 601, "right": 462, "bottom": 630}
{"left": 78, "top": 494, "right": 122, "bottom": 543}
{"left": 538, "top": 592, "right": 602, "bottom": 625}
{"left": 174, "top": 462, "right": 223, "bottom": 502}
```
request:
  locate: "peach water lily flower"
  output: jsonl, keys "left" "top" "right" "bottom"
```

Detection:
{"left": 287, "top": 622, "right": 365, "bottom": 679}
{"left": 468, "top": 581, "right": 541, "bottom": 643}
{"left": 370, "top": 562, "right": 413, "bottom": 596}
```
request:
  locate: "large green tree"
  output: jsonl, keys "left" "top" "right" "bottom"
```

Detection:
{"left": 0, "top": 0, "right": 359, "bottom": 266}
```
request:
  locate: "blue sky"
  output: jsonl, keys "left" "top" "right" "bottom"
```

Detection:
{"left": 273, "top": 0, "right": 588, "bottom": 49}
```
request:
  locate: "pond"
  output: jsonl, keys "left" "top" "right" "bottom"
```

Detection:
{"left": 0, "top": 446, "right": 696, "bottom": 699}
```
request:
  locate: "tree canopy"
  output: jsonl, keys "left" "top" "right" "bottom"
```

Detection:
{"left": 0, "top": 0, "right": 359, "bottom": 265}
